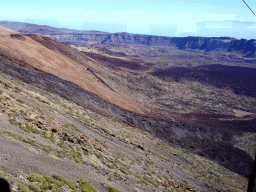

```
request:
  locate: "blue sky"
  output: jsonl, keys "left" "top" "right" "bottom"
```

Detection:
{"left": 1, "top": 0, "right": 256, "bottom": 39}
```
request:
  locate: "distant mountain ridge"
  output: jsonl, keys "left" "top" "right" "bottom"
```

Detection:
{"left": 0, "top": 21, "right": 110, "bottom": 45}
{"left": 102, "top": 33, "right": 256, "bottom": 56}
{"left": 0, "top": 21, "right": 255, "bottom": 56}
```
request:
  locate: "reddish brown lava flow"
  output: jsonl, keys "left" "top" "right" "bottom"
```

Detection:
{"left": 0, "top": 27, "right": 150, "bottom": 115}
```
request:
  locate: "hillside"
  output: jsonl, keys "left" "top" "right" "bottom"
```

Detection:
{"left": 0, "top": 24, "right": 255, "bottom": 191}
{"left": 0, "top": 66, "right": 212, "bottom": 192}
{"left": 0, "top": 26, "right": 149, "bottom": 115}
{"left": 0, "top": 60, "right": 250, "bottom": 192}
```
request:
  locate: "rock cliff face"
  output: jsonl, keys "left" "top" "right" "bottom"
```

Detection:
{"left": 101, "top": 33, "right": 175, "bottom": 46}
{"left": 0, "top": 21, "right": 255, "bottom": 55}
{"left": 102, "top": 33, "right": 256, "bottom": 55}
{"left": 174, "top": 36, "right": 256, "bottom": 56}
{"left": 48, "top": 33, "right": 109, "bottom": 45}
{"left": 173, "top": 36, "right": 234, "bottom": 51}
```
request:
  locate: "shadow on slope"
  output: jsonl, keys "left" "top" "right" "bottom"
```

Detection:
{"left": 81, "top": 51, "right": 149, "bottom": 71}
{"left": 0, "top": 60, "right": 254, "bottom": 178}
{"left": 174, "top": 115, "right": 256, "bottom": 177}
{"left": 150, "top": 64, "right": 256, "bottom": 97}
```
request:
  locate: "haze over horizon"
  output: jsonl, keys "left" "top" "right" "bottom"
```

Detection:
{"left": 1, "top": 0, "right": 256, "bottom": 39}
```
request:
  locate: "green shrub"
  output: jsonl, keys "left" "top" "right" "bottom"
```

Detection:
{"left": 19, "top": 110, "right": 27, "bottom": 116}
{"left": 78, "top": 178, "right": 97, "bottom": 192}
{"left": 112, "top": 162, "right": 118, "bottom": 168}
{"left": 43, "top": 175, "right": 54, "bottom": 183}
{"left": 49, "top": 132, "right": 55, "bottom": 143}
{"left": 114, "top": 172, "right": 120, "bottom": 177}
{"left": 157, "top": 174, "right": 162, "bottom": 180}
{"left": 107, "top": 186, "right": 120, "bottom": 192}
{"left": 54, "top": 181, "right": 65, "bottom": 188}
{"left": 28, "top": 184, "right": 41, "bottom": 192}
{"left": 37, "top": 107, "right": 44, "bottom": 114}
{"left": 132, "top": 173, "right": 141, "bottom": 179}
{"left": 63, "top": 136, "right": 68, "bottom": 141}
{"left": 48, "top": 116, "right": 55, "bottom": 121}
{"left": 27, "top": 173, "right": 46, "bottom": 183}
{"left": 75, "top": 158, "right": 80, "bottom": 163}
{"left": 141, "top": 179, "right": 149, "bottom": 185}
{"left": 95, "top": 153, "right": 104, "bottom": 161}
{"left": 76, "top": 146, "right": 81, "bottom": 152}
{"left": 16, "top": 99, "right": 25, "bottom": 104}
{"left": 67, "top": 180, "right": 77, "bottom": 190}
{"left": 20, "top": 123, "right": 31, "bottom": 133}
{"left": 40, "top": 181, "right": 50, "bottom": 190}
{"left": 57, "top": 141, "right": 64, "bottom": 148}
{"left": 53, "top": 174, "right": 69, "bottom": 184}
{"left": 102, "top": 183, "right": 120, "bottom": 192}
{"left": 142, "top": 176, "right": 159, "bottom": 187}
{"left": 42, "top": 131, "right": 48, "bottom": 139}
{"left": 19, "top": 123, "right": 32, "bottom": 133}
{"left": 107, "top": 164, "right": 115, "bottom": 169}
{"left": 0, "top": 171, "right": 5, "bottom": 178}
{"left": 103, "top": 144, "right": 108, "bottom": 149}
{"left": 31, "top": 127, "right": 40, "bottom": 134}
{"left": 2, "top": 131, "right": 23, "bottom": 141}
{"left": 51, "top": 174, "right": 77, "bottom": 190}
{"left": 9, "top": 118, "right": 16, "bottom": 125}
{"left": 119, "top": 168, "right": 130, "bottom": 175}
{"left": 71, "top": 124, "right": 81, "bottom": 132}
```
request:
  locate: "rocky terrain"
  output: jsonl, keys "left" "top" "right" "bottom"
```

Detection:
{"left": 0, "top": 23, "right": 255, "bottom": 191}
{"left": 0, "top": 61, "right": 241, "bottom": 192}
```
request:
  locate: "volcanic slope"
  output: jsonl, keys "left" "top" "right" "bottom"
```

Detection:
{"left": 0, "top": 26, "right": 255, "bottom": 191}
{"left": 0, "top": 66, "right": 212, "bottom": 192}
{"left": 0, "top": 59, "right": 250, "bottom": 192}
{"left": 0, "top": 26, "right": 149, "bottom": 115}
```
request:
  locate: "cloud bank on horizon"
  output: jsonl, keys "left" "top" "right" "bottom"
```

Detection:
{"left": 0, "top": 0, "right": 256, "bottom": 39}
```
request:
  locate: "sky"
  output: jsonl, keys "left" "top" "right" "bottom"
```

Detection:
{"left": 0, "top": 0, "right": 256, "bottom": 39}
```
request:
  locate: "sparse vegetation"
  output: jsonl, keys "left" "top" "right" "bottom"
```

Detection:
{"left": 16, "top": 98, "right": 25, "bottom": 104}
{"left": 0, "top": 48, "right": 251, "bottom": 192}
{"left": 119, "top": 167, "right": 131, "bottom": 175}
{"left": 78, "top": 178, "right": 97, "bottom": 192}
{"left": 114, "top": 172, "right": 120, "bottom": 177}
{"left": 102, "top": 183, "right": 120, "bottom": 192}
